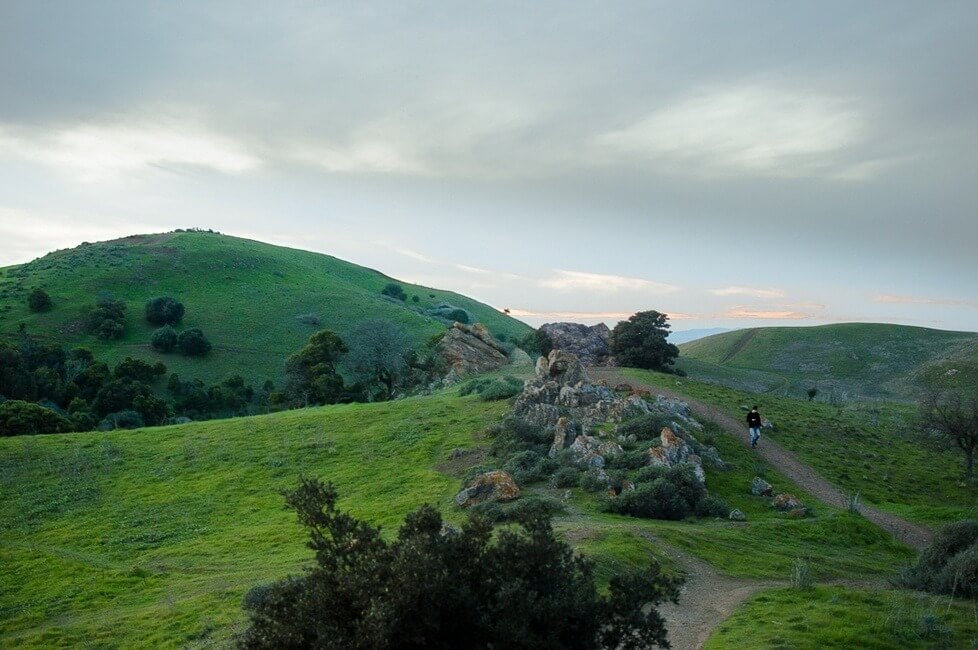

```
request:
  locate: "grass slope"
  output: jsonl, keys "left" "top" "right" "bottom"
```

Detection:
{"left": 0, "top": 385, "right": 921, "bottom": 648}
{"left": 678, "top": 323, "right": 978, "bottom": 401}
{"left": 625, "top": 369, "right": 978, "bottom": 527}
{"left": 707, "top": 586, "right": 978, "bottom": 649}
{"left": 0, "top": 231, "right": 531, "bottom": 385}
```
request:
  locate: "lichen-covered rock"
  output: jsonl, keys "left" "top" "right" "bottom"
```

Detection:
{"left": 539, "top": 322, "right": 614, "bottom": 366}
{"left": 771, "top": 493, "right": 804, "bottom": 512}
{"left": 436, "top": 323, "right": 509, "bottom": 377}
{"left": 549, "top": 416, "right": 574, "bottom": 457}
{"left": 729, "top": 509, "right": 746, "bottom": 521}
{"left": 540, "top": 349, "right": 589, "bottom": 386}
{"left": 455, "top": 470, "right": 520, "bottom": 508}
{"left": 569, "top": 434, "right": 622, "bottom": 468}
{"left": 646, "top": 427, "right": 707, "bottom": 484}
{"left": 751, "top": 476, "right": 774, "bottom": 497}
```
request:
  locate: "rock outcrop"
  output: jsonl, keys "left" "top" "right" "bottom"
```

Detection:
{"left": 435, "top": 322, "right": 509, "bottom": 378}
{"left": 751, "top": 476, "right": 774, "bottom": 497}
{"left": 647, "top": 426, "right": 706, "bottom": 483}
{"left": 539, "top": 322, "right": 614, "bottom": 366}
{"left": 455, "top": 470, "right": 520, "bottom": 508}
{"left": 771, "top": 493, "right": 806, "bottom": 516}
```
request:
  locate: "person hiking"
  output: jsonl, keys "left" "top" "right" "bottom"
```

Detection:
{"left": 747, "top": 406, "right": 762, "bottom": 448}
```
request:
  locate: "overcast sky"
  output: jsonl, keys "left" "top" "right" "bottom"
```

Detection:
{"left": 1, "top": 1, "right": 976, "bottom": 332}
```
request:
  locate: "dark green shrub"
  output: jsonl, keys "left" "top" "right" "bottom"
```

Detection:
{"left": 899, "top": 520, "right": 978, "bottom": 597}
{"left": 177, "top": 328, "right": 212, "bottom": 356}
{"left": 98, "top": 410, "right": 145, "bottom": 431}
{"left": 695, "top": 495, "right": 731, "bottom": 518}
{"left": 607, "top": 449, "right": 653, "bottom": 470}
{"left": 114, "top": 357, "right": 166, "bottom": 382}
{"left": 611, "top": 310, "right": 679, "bottom": 370}
{"left": 604, "top": 466, "right": 708, "bottom": 521}
{"left": 27, "top": 288, "right": 52, "bottom": 313}
{"left": 580, "top": 468, "right": 610, "bottom": 493}
{"left": 381, "top": 283, "right": 407, "bottom": 301}
{"left": 447, "top": 308, "right": 469, "bottom": 324}
{"left": 144, "top": 296, "right": 184, "bottom": 326}
{"left": 151, "top": 326, "right": 178, "bottom": 352}
{"left": 239, "top": 478, "right": 681, "bottom": 649}
{"left": 615, "top": 413, "right": 674, "bottom": 442}
{"left": 0, "top": 400, "right": 72, "bottom": 436}
{"left": 503, "top": 450, "right": 558, "bottom": 485}
{"left": 460, "top": 376, "right": 522, "bottom": 401}
{"left": 86, "top": 297, "right": 126, "bottom": 340}
{"left": 551, "top": 466, "right": 581, "bottom": 488}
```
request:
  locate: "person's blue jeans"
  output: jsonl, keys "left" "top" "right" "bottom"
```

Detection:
{"left": 749, "top": 427, "right": 761, "bottom": 447}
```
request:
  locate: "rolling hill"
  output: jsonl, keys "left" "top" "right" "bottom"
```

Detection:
{"left": 677, "top": 323, "right": 978, "bottom": 401}
{"left": 0, "top": 231, "right": 531, "bottom": 385}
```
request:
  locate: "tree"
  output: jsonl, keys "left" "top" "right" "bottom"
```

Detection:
{"left": 239, "top": 479, "right": 680, "bottom": 649}
{"left": 177, "top": 328, "right": 212, "bottom": 356}
{"left": 144, "top": 296, "right": 185, "bottom": 326}
{"left": 807, "top": 387, "right": 819, "bottom": 402}
{"left": 611, "top": 311, "right": 679, "bottom": 371}
{"left": 151, "top": 326, "right": 178, "bottom": 352}
{"left": 920, "top": 377, "right": 978, "bottom": 483}
{"left": 27, "top": 288, "right": 52, "bottom": 313}
{"left": 381, "top": 283, "right": 407, "bottom": 301}
{"left": 86, "top": 297, "right": 127, "bottom": 340}
{"left": 114, "top": 357, "right": 167, "bottom": 382}
{"left": 346, "top": 319, "right": 410, "bottom": 400}
{"left": 0, "top": 400, "right": 73, "bottom": 436}
{"left": 284, "top": 330, "right": 348, "bottom": 406}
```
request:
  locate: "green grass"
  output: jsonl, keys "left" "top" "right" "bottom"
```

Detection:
{"left": 0, "top": 393, "right": 508, "bottom": 648}
{"left": 0, "top": 384, "right": 930, "bottom": 647}
{"left": 0, "top": 231, "right": 531, "bottom": 385}
{"left": 707, "top": 586, "right": 978, "bottom": 649}
{"left": 679, "top": 323, "right": 978, "bottom": 401}
{"left": 625, "top": 368, "right": 978, "bottom": 527}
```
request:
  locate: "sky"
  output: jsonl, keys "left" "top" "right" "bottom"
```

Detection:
{"left": 1, "top": 1, "right": 976, "bottom": 332}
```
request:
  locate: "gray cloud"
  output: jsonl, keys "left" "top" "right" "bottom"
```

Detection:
{"left": 0, "top": 1, "right": 975, "bottom": 330}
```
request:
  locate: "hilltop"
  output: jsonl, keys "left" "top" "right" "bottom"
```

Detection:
{"left": 0, "top": 231, "right": 531, "bottom": 385}
{"left": 677, "top": 323, "right": 978, "bottom": 401}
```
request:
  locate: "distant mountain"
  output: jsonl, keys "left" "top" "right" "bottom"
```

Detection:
{"left": 0, "top": 231, "right": 531, "bottom": 384}
{"left": 669, "top": 327, "right": 730, "bottom": 345}
{"left": 676, "top": 323, "right": 978, "bottom": 401}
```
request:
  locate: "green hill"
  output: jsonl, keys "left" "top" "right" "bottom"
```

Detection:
{"left": 677, "top": 323, "right": 978, "bottom": 400}
{"left": 0, "top": 231, "right": 531, "bottom": 385}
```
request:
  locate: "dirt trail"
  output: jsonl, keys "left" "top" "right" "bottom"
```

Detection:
{"left": 591, "top": 368, "right": 934, "bottom": 551}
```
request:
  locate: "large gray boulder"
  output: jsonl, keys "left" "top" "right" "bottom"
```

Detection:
{"left": 539, "top": 322, "right": 614, "bottom": 366}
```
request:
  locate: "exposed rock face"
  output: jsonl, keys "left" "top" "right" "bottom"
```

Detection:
{"left": 435, "top": 322, "right": 509, "bottom": 377}
{"left": 568, "top": 435, "right": 623, "bottom": 468}
{"left": 771, "top": 493, "right": 805, "bottom": 512}
{"left": 539, "top": 322, "right": 614, "bottom": 366}
{"left": 646, "top": 426, "right": 707, "bottom": 484}
{"left": 751, "top": 476, "right": 774, "bottom": 497}
{"left": 536, "top": 349, "right": 589, "bottom": 385}
{"left": 455, "top": 470, "right": 520, "bottom": 508}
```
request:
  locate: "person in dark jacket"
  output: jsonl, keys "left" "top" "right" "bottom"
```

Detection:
{"left": 747, "top": 406, "right": 762, "bottom": 448}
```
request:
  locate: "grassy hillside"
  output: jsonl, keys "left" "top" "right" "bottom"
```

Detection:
{"left": 625, "top": 368, "right": 978, "bottom": 527}
{"left": 678, "top": 323, "right": 978, "bottom": 401}
{"left": 1, "top": 386, "right": 922, "bottom": 647}
{"left": 0, "top": 231, "right": 531, "bottom": 385}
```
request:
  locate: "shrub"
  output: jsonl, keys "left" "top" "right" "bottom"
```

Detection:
{"left": 0, "top": 400, "right": 73, "bottom": 436}
{"left": 899, "top": 519, "right": 978, "bottom": 597}
{"left": 151, "top": 326, "right": 178, "bottom": 352}
{"left": 86, "top": 297, "right": 126, "bottom": 340}
{"left": 144, "top": 296, "right": 185, "bottom": 326}
{"left": 114, "top": 357, "right": 166, "bottom": 382}
{"left": 239, "top": 478, "right": 681, "bottom": 649}
{"left": 551, "top": 466, "right": 581, "bottom": 488}
{"left": 447, "top": 308, "right": 469, "bottom": 324}
{"left": 27, "top": 288, "right": 52, "bottom": 313}
{"left": 615, "top": 413, "right": 674, "bottom": 442}
{"left": 790, "top": 557, "right": 814, "bottom": 590}
{"left": 694, "top": 495, "right": 731, "bottom": 518}
{"left": 381, "top": 283, "right": 407, "bottom": 301}
{"left": 604, "top": 466, "right": 708, "bottom": 521}
{"left": 460, "top": 376, "right": 522, "bottom": 401}
{"left": 98, "top": 410, "right": 145, "bottom": 431}
{"left": 580, "top": 468, "right": 610, "bottom": 493}
{"left": 177, "top": 328, "right": 212, "bottom": 356}
{"left": 468, "top": 495, "right": 566, "bottom": 524}
{"left": 503, "top": 450, "right": 558, "bottom": 485}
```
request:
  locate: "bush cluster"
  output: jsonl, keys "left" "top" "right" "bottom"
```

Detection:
{"left": 144, "top": 296, "right": 184, "bottom": 326}
{"left": 86, "top": 296, "right": 126, "bottom": 340}
{"left": 27, "top": 288, "right": 52, "bottom": 313}
{"left": 459, "top": 376, "right": 523, "bottom": 401}
{"left": 898, "top": 520, "right": 978, "bottom": 598}
{"left": 381, "top": 283, "right": 407, "bottom": 301}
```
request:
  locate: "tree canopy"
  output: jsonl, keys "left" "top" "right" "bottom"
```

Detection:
{"left": 611, "top": 311, "right": 679, "bottom": 370}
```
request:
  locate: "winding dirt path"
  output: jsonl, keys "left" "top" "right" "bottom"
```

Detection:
{"left": 591, "top": 368, "right": 934, "bottom": 551}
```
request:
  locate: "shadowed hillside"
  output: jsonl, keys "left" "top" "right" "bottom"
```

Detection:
{"left": 678, "top": 323, "right": 978, "bottom": 401}
{"left": 0, "top": 231, "right": 531, "bottom": 385}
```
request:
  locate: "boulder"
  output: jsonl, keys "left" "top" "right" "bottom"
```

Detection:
{"left": 508, "top": 347, "right": 533, "bottom": 367}
{"left": 729, "top": 509, "right": 747, "bottom": 522}
{"left": 540, "top": 349, "right": 589, "bottom": 386}
{"left": 751, "top": 476, "right": 774, "bottom": 497}
{"left": 539, "top": 322, "right": 614, "bottom": 366}
{"left": 549, "top": 416, "right": 574, "bottom": 457}
{"left": 436, "top": 323, "right": 509, "bottom": 377}
{"left": 455, "top": 470, "right": 520, "bottom": 508}
{"left": 569, "top": 434, "right": 622, "bottom": 468}
{"left": 771, "top": 493, "right": 804, "bottom": 512}
{"left": 646, "top": 427, "right": 707, "bottom": 484}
